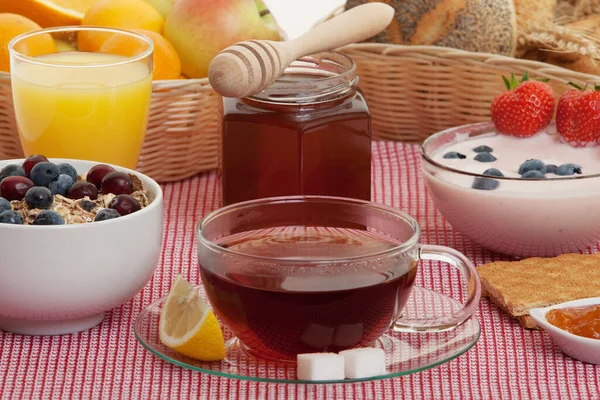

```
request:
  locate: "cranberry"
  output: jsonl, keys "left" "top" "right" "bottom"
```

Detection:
{"left": 22, "top": 155, "right": 49, "bottom": 178}
{"left": 101, "top": 172, "right": 133, "bottom": 195}
{"left": 67, "top": 181, "right": 98, "bottom": 200}
{"left": 109, "top": 194, "right": 141, "bottom": 216}
{"left": 86, "top": 164, "right": 115, "bottom": 190}
{"left": 0, "top": 176, "right": 34, "bottom": 201}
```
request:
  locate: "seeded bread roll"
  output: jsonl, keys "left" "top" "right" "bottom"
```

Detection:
{"left": 513, "top": 0, "right": 557, "bottom": 30}
{"left": 344, "top": 0, "right": 518, "bottom": 56}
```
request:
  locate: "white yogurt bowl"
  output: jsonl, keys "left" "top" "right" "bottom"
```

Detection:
{"left": 421, "top": 121, "right": 600, "bottom": 258}
{"left": 0, "top": 159, "right": 163, "bottom": 335}
{"left": 530, "top": 298, "right": 600, "bottom": 365}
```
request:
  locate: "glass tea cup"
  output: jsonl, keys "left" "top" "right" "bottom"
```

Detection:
{"left": 9, "top": 26, "right": 154, "bottom": 170}
{"left": 197, "top": 196, "right": 481, "bottom": 362}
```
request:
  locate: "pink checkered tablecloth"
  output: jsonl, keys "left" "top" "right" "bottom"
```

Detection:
{"left": 1, "top": 141, "right": 599, "bottom": 399}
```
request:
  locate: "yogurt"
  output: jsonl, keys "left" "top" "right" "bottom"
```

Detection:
{"left": 421, "top": 122, "right": 600, "bottom": 257}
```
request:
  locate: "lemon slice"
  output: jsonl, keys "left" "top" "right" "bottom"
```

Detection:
{"left": 159, "top": 275, "right": 226, "bottom": 361}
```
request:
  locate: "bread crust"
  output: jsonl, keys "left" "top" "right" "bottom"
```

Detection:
{"left": 479, "top": 253, "right": 600, "bottom": 329}
{"left": 345, "top": 0, "right": 518, "bottom": 56}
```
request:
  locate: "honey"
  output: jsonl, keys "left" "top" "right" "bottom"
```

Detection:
{"left": 220, "top": 52, "right": 371, "bottom": 206}
{"left": 546, "top": 305, "right": 600, "bottom": 340}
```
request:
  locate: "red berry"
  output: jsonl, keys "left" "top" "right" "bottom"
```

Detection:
{"left": 86, "top": 164, "right": 115, "bottom": 190}
{"left": 109, "top": 194, "right": 141, "bottom": 216}
{"left": 67, "top": 181, "right": 98, "bottom": 200}
{"left": 22, "top": 155, "right": 48, "bottom": 178}
{"left": 490, "top": 73, "right": 556, "bottom": 138}
{"left": 556, "top": 85, "right": 600, "bottom": 147}
{"left": 0, "top": 176, "right": 34, "bottom": 201}
{"left": 101, "top": 172, "right": 133, "bottom": 195}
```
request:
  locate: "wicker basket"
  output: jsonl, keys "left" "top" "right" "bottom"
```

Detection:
{"left": 0, "top": 71, "right": 221, "bottom": 182}
{"left": 338, "top": 43, "right": 600, "bottom": 143}
{"left": 2, "top": 44, "right": 600, "bottom": 182}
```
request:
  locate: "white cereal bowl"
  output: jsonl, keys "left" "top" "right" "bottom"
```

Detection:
{"left": 0, "top": 159, "right": 163, "bottom": 335}
{"left": 530, "top": 297, "right": 600, "bottom": 365}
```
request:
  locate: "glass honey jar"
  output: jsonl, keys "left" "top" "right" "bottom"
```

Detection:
{"left": 220, "top": 51, "right": 371, "bottom": 206}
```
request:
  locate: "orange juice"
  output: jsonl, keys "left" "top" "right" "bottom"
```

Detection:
{"left": 11, "top": 51, "right": 152, "bottom": 169}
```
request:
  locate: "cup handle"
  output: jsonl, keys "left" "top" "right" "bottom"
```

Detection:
{"left": 393, "top": 244, "right": 481, "bottom": 333}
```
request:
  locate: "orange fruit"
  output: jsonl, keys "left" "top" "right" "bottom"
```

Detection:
{"left": 0, "top": 0, "right": 98, "bottom": 27}
{"left": 78, "top": 0, "right": 164, "bottom": 52}
{"left": 99, "top": 29, "right": 181, "bottom": 80}
{"left": 0, "top": 13, "right": 56, "bottom": 73}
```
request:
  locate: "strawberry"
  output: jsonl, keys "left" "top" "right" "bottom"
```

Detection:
{"left": 490, "top": 72, "right": 556, "bottom": 138}
{"left": 556, "top": 83, "right": 600, "bottom": 148}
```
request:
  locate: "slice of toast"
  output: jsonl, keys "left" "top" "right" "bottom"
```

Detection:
{"left": 478, "top": 253, "right": 600, "bottom": 329}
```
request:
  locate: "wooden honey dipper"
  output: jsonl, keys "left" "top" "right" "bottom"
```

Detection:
{"left": 208, "top": 2, "right": 394, "bottom": 98}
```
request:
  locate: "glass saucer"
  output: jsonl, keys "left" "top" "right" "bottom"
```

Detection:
{"left": 134, "top": 285, "right": 481, "bottom": 384}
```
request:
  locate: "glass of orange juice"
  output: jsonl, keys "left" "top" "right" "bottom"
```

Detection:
{"left": 8, "top": 27, "right": 154, "bottom": 169}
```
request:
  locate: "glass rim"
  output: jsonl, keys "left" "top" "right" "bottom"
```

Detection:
{"left": 8, "top": 25, "right": 154, "bottom": 68}
{"left": 196, "top": 195, "right": 421, "bottom": 266}
{"left": 421, "top": 121, "right": 600, "bottom": 181}
{"left": 247, "top": 51, "right": 357, "bottom": 104}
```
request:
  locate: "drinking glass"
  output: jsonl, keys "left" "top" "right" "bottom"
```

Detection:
{"left": 9, "top": 26, "right": 154, "bottom": 169}
{"left": 197, "top": 196, "right": 481, "bottom": 362}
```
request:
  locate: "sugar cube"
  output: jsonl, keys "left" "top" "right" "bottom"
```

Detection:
{"left": 339, "top": 347, "right": 387, "bottom": 379}
{"left": 296, "top": 353, "right": 345, "bottom": 381}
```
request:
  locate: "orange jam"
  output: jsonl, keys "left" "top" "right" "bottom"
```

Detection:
{"left": 546, "top": 305, "right": 600, "bottom": 339}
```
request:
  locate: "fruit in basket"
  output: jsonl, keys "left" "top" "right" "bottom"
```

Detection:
{"left": 0, "top": 13, "right": 56, "bottom": 72}
{"left": 99, "top": 29, "right": 181, "bottom": 80}
{"left": 78, "top": 0, "right": 164, "bottom": 52}
{"left": 164, "top": 0, "right": 281, "bottom": 79}
{"left": 0, "top": 0, "right": 97, "bottom": 27}
{"left": 142, "top": 0, "right": 175, "bottom": 18}
{"left": 159, "top": 275, "right": 226, "bottom": 361}
{"left": 556, "top": 83, "right": 600, "bottom": 147}
{"left": 344, "top": 0, "right": 517, "bottom": 57}
{"left": 490, "top": 72, "right": 556, "bottom": 137}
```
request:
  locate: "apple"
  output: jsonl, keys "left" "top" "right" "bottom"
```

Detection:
{"left": 164, "top": 0, "right": 281, "bottom": 79}
{"left": 142, "top": 0, "right": 176, "bottom": 18}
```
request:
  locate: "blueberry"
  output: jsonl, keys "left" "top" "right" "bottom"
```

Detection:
{"left": 472, "top": 177, "right": 499, "bottom": 190}
{"left": 556, "top": 163, "right": 582, "bottom": 176}
{"left": 94, "top": 208, "right": 120, "bottom": 222}
{"left": 49, "top": 174, "right": 74, "bottom": 197}
{"left": 521, "top": 170, "right": 546, "bottom": 179}
{"left": 0, "top": 164, "right": 26, "bottom": 182}
{"left": 30, "top": 162, "right": 59, "bottom": 187}
{"left": 56, "top": 163, "right": 78, "bottom": 183}
{"left": 482, "top": 168, "right": 504, "bottom": 177}
{"left": 0, "top": 197, "right": 11, "bottom": 214}
{"left": 25, "top": 187, "right": 53, "bottom": 209}
{"left": 518, "top": 159, "right": 545, "bottom": 175}
{"left": 79, "top": 199, "right": 97, "bottom": 212}
{"left": 544, "top": 164, "right": 558, "bottom": 174}
{"left": 0, "top": 210, "right": 22, "bottom": 224}
{"left": 32, "top": 210, "right": 64, "bottom": 225}
{"left": 474, "top": 152, "right": 497, "bottom": 162}
{"left": 443, "top": 151, "right": 466, "bottom": 159}
{"left": 473, "top": 145, "right": 493, "bottom": 153}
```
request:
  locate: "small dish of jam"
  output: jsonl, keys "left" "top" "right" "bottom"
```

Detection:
{"left": 530, "top": 297, "right": 600, "bottom": 365}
